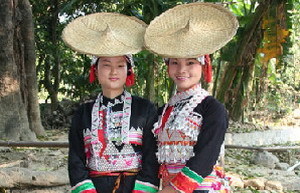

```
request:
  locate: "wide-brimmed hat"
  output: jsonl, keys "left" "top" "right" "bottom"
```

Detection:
{"left": 144, "top": 2, "right": 239, "bottom": 58}
{"left": 62, "top": 12, "right": 147, "bottom": 56}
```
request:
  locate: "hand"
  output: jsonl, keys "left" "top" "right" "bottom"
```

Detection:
{"left": 157, "top": 186, "right": 178, "bottom": 193}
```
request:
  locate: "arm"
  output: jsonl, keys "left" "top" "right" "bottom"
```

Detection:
{"left": 133, "top": 102, "right": 160, "bottom": 193}
{"left": 68, "top": 104, "right": 97, "bottom": 193}
{"left": 169, "top": 97, "right": 228, "bottom": 193}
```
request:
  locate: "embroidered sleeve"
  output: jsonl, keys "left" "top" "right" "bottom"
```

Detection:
{"left": 71, "top": 179, "right": 97, "bottom": 193}
{"left": 170, "top": 166, "right": 204, "bottom": 193}
{"left": 134, "top": 100, "right": 159, "bottom": 192}
{"left": 180, "top": 97, "right": 228, "bottom": 191}
{"left": 133, "top": 180, "right": 158, "bottom": 192}
{"left": 69, "top": 104, "right": 95, "bottom": 191}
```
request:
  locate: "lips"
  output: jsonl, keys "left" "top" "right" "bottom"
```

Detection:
{"left": 109, "top": 77, "right": 119, "bottom": 81}
{"left": 176, "top": 76, "right": 189, "bottom": 81}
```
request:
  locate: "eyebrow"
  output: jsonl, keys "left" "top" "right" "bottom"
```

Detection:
{"left": 100, "top": 59, "right": 126, "bottom": 63}
{"left": 100, "top": 59, "right": 111, "bottom": 63}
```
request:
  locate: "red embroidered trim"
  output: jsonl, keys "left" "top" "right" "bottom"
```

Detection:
{"left": 153, "top": 106, "right": 173, "bottom": 135}
{"left": 125, "top": 68, "right": 135, "bottom": 87}
{"left": 89, "top": 64, "right": 96, "bottom": 83}
{"left": 98, "top": 110, "right": 107, "bottom": 159}
{"left": 203, "top": 55, "right": 212, "bottom": 83}
{"left": 170, "top": 172, "right": 199, "bottom": 193}
{"left": 81, "top": 189, "right": 97, "bottom": 193}
{"left": 130, "top": 141, "right": 142, "bottom": 145}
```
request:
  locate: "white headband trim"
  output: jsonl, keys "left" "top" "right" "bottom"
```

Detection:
{"left": 164, "top": 56, "right": 205, "bottom": 65}
{"left": 91, "top": 54, "right": 135, "bottom": 67}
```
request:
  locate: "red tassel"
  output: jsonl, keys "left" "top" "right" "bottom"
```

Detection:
{"left": 203, "top": 55, "right": 212, "bottom": 83}
{"left": 89, "top": 64, "right": 96, "bottom": 83}
{"left": 125, "top": 68, "right": 135, "bottom": 87}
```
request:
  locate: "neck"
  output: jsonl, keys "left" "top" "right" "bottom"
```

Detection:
{"left": 102, "top": 88, "right": 124, "bottom": 99}
{"left": 176, "top": 83, "right": 201, "bottom": 93}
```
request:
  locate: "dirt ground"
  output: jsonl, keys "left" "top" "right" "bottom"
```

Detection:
{"left": 0, "top": 129, "right": 70, "bottom": 193}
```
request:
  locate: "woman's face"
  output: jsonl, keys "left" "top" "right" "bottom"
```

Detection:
{"left": 167, "top": 58, "right": 202, "bottom": 92}
{"left": 96, "top": 56, "right": 128, "bottom": 93}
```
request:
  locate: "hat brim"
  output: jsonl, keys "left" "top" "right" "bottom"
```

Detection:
{"left": 144, "top": 3, "right": 239, "bottom": 58}
{"left": 62, "top": 12, "right": 147, "bottom": 57}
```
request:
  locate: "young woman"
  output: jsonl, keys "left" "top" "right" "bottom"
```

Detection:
{"left": 144, "top": 2, "right": 239, "bottom": 193}
{"left": 154, "top": 57, "right": 230, "bottom": 193}
{"left": 62, "top": 13, "right": 159, "bottom": 193}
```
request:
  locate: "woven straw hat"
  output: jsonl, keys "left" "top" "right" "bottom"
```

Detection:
{"left": 62, "top": 12, "right": 147, "bottom": 56}
{"left": 144, "top": 2, "right": 239, "bottom": 58}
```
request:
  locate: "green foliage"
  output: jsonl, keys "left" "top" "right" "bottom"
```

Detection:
{"left": 127, "top": 50, "right": 172, "bottom": 106}
{"left": 58, "top": 51, "right": 100, "bottom": 100}
{"left": 30, "top": 0, "right": 299, "bottom": 122}
{"left": 248, "top": 0, "right": 299, "bottom": 123}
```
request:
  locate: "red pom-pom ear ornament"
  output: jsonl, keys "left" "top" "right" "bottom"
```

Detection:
{"left": 203, "top": 55, "right": 212, "bottom": 83}
{"left": 126, "top": 68, "right": 135, "bottom": 87}
{"left": 89, "top": 64, "right": 96, "bottom": 83}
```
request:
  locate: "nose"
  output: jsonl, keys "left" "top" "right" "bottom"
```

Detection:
{"left": 110, "top": 66, "right": 117, "bottom": 74}
{"left": 177, "top": 63, "right": 186, "bottom": 73}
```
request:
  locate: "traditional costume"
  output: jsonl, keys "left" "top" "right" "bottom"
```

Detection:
{"left": 144, "top": 3, "right": 239, "bottom": 193}
{"left": 62, "top": 13, "right": 159, "bottom": 193}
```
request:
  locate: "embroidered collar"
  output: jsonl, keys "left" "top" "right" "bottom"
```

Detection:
{"left": 153, "top": 84, "right": 209, "bottom": 140}
{"left": 168, "top": 84, "right": 203, "bottom": 105}
{"left": 91, "top": 90, "right": 132, "bottom": 144}
{"left": 100, "top": 92, "right": 125, "bottom": 108}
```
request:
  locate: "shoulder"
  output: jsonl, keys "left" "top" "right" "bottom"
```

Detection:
{"left": 131, "top": 95, "right": 156, "bottom": 107}
{"left": 157, "top": 104, "right": 166, "bottom": 115}
{"left": 202, "top": 96, "right": 225, "bottom": 108}
{"left": 195, "top": 96, "right": 227, "bottom": 116}
{"left": 74, "top": 100, "right": 95, "bottom": 115}
{"left": 131, "top": 96, "right": 158, "bottom": 119}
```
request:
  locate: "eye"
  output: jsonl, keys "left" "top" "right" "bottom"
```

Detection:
{"left": 170, "top": 61, "right": 178, "bottom": 65}
{"left": 187, "top": 61, "right": 195, "bottom": 65}
{"left": 118, "top": 64, "right": 126, "bottom": 68}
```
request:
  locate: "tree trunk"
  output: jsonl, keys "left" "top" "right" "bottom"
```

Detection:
{"left": 0, "top": 0, "right": 36, "bottom": 140}
{"left": 44, "top": 56, "right": 59, "bottom": 111}
{"left": 144, "top": 53, "right": 155, "bottom": 102}
{"left": 19, "top": 0, "right": 45, "bottom": 136}
{"left": 38, "top": 0, "right": 61, "bottom": 112}
{"left": 212, "top": 55, "right": 223, "bottom": 97}
{"left": 216, "top": 0, "right": 270, "bottom": 121}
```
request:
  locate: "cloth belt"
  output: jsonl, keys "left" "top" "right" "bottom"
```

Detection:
{"left": 89, "top": 169, "right": 139, "bottom": 193}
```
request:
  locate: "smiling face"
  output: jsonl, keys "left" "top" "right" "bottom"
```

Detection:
{"left": 96, "top": 56, "right": 128, "bottom": 98}
{"left": 167, "top": 58, "right": 202, "bottom": 92}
